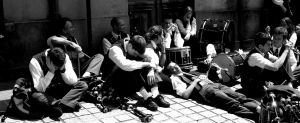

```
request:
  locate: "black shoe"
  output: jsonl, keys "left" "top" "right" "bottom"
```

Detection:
{"left": 48, "top": 106, "right": 63, "bottom": 120}
{"left": 154, "top": 95, "right": 170, "bottom": 108}
{"left": 60, "top": 103, "right": 81, "bottom": 113}
{"left": 144, "top": 97, "right": 158, "bottom": 111}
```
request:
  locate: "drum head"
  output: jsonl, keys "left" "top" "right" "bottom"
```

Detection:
{"left": 211, "top": 53, "right": 236, "bottom": 83}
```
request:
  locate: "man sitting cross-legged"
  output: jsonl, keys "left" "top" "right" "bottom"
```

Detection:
{"left": 29, "top": 47, "right": 88, "bottom": 120}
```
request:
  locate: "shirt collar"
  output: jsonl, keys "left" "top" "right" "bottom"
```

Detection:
{"left": 112, "top": 31, "right": 120, "bottom": 39}
{"left": 124, "top": 40, "right": 128, "bottom": 53}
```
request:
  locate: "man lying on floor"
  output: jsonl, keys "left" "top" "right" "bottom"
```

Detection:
{"left": 163, "top": 62, "right": 261, "bottom": 120}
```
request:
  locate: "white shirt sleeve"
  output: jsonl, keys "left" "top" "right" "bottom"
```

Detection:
{"left": 109, "top": 45, "right": 147, "bottom": 71}
{"left": 170, "top": 75, "right": 187, "bottom": 97}
{"left": 29, "top": 58, "right": 54, "bottom": 92}
{"left": 190, "top": 18, "right": 197, "bottom": 36}
{"left": 206, "top": 44, "right": 216, "bottom": 56}
{"left": 164, "top": 32, "right": 172, "bottom": 48}
{"left": 174, "top": 32, "right": 184, "bottom": 48}
{"left": 143, "top": 48, "right": 159, "bottom": 65}
{"left": 61, "top": 54, "right": 78, "bottom": 85}
{"left": 289, "top": 32, "right": 297, "bottom": 47}
{"left": 102, "top": 38, "right": 112, "bottom": 55}
{"left": 248, "top": 53, "right": 275, "bottom": 69}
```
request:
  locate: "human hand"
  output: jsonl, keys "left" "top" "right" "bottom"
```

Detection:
{"left": 71, "top": 43, "right": 82, "bottom": 52}
{"left": 46, "top": 57, "right": 56, "bottom": 73}
{"left": 147, "top": 69, "right": 156, "bottom": 85}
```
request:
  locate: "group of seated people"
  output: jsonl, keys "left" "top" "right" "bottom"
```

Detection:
{"left": 19, "top": 5, "right": 300, "bottom": 122}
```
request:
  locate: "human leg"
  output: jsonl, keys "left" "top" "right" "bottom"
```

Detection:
{"left": 81, "top": 54, "right": 104, "bottom": 77}
{"left": 31, "top": 92, "right": 62, "bottom": 120}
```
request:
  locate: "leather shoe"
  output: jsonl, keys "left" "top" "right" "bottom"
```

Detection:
{"left": 144, "top": 97, "right": 158, "bottom": 111}
{"left": 154, "top": 95, "right": 170, "bottom": 108}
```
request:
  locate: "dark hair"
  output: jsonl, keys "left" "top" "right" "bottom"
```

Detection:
{"left": 273, "top": 26, "right": 288, "bottom": 39}
{"left": 163, "top": 13, "right": 174, "bottom": 21}
{"left": 129, "top": 35, "right": 147, "bottom": 55}
{"left": 48, "top": 47, "right": 66, "bottom": 67}
{"left": 179, "top": 6, "right": 194, "bottom": 24}
{"left": 281, "top": 17, "right": 295, "bottom": 38}
{"left": 111, "top": 17, "right": 121, "bottom": 27}
{"left": 56, "top": 17, "right": 72, "bottom": 35}
{"left": 254, "top": 32, "right": 272, "bottom": 47}
{"left": 145, "top": 25, "right": 163, "bottom": 42}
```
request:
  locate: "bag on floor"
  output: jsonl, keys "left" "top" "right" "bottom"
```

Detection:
{"left": 1, "top": 78, "right": 43, "bottom": 122}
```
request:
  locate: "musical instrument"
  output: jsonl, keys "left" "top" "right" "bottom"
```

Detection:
{"left": 166, "top": 46, "right": 193, "bottom": 69}
{"left": 211, "top": 52, "right": 244, "bottom": 84}
{"left": 82, "top": 74, "right": 153, "bottom": 122}
{"left": 259, "top": 85, "right": 300, "bottom": 123}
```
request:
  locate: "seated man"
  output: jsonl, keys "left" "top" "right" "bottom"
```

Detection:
{"left": 102, "top": 17, "right": 130, "bottom": 55}
{"left": 165, "top": 62, "right": 260, "bottom": 119}
{"left": 47, "top": 17, "right": 104, "bottom": 77}
{"left": 103, "top": 35, "right": 169, "bottom": 111}
{"left": 29, "top": 47, "right": 88, "bottom": 120}
{"left": 241, "top": 32, "right": 295, "bottom": 98}
{"left": 162, "top": 14, "right": 184, "bottom": 48}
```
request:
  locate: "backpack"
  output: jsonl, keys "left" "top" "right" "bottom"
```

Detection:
{"left": 1, "top": 78, "right": 44, "bottom": 122}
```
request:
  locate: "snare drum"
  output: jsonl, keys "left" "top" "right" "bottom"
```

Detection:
{"left": 166, "top": 46, "right": 193, "bottom": 69}
{"left": 211, "top": 52, "right": 244, "bottom": 83}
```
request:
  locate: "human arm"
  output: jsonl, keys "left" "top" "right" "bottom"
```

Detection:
{"left": 109, "top": 46, "right": 154, "bottom": 71}
{"left": 181, "top": 79, "right": 200, "bottom": 99}
{"left": 190, "top": 18, "right": 197, "bottom": 36}
{"left": 29, "top": 58, "right": 55, "bottom": 92}
{"left": 60, "top": 55, "right": 78, "bottom": 85}
{"left": 102, "top": 38, "right": 112, "bottom": 55}
{"left": 47, "top": 36, "right": 82, "bottom": 52}
{"left": 289, "top": 32, "right": 297, "bottom": 47}
{"left": 249, "top": 49, "right": 290, "bottom": 71}
{"left": 175, "top": 19, "right": 190, "bottom": 40}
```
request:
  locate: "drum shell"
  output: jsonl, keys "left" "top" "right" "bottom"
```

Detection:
{"left": 166, "top": 46, "right": 193, "bottom": 69}
{"left": 211, "top": 52, "right": 244, "bottom": 84}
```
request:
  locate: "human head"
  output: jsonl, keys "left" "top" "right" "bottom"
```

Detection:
{"left": 166, "top": 62, "right": 183, "bottom": 76}
{"left": 127, "top": 35, "right": 147, "bottom": 57}
{"left": 272, "top": 26, "right": 288, "bottom": 48}
{"left": 163, "top": 14, "right": 174, "bottom": 30}
{"left": 47, "top": 47, "right": 66, "bottom": 68}
{"left": 182, "top": 6, "right": 193, "bottom": 21}
{"left": 57, "top": 17, "right": 74, "bottom": 37}
{"left": 111, "top": 17, "right": 126, "bottom": 34}
{"left": 280, "top": 17, "right": 295, "bottom": 34}
{"left": 254, "top": 32, "right": 272, "bottom": 53}
{"left": 145, "top": 25, "right": 164, "bottom": 44}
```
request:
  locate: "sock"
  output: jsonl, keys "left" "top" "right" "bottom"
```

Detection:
{"left": 139, "top": 88, "right": 151, "bottom": 100}
{"left": 82, "top": 72, "right": 91, "bottom": 77}
{"left": 151, "top": 86, "right": 159, "bottom": 98}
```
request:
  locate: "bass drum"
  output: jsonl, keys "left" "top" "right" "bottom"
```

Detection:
{"left": 211, "top": 52, "right": 244, "bottom": 84}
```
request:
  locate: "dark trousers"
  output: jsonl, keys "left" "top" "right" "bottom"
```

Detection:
{"left": 72, "top": 54, "right": 104, "bottom": 77}
{"left": 199, "top": 83, "right": 259, "bottom": 114}
{"left": 30, "top": 81, "right": 88, "bottom": 111}
{"left": 108, "top": 69, "right": 146, "bottom": 97}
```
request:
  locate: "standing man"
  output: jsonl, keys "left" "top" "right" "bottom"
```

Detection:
{"left": 47, "top": 17, "right": 104, "bottom": 78}
{"left": 162, "top": 14, "right": 184, "bottom": 48}
{"left": 102, "top": 17, "right": 130, "bottom": 55}
{"left": 29, "top": 47, "right": 88, "bottom": 120}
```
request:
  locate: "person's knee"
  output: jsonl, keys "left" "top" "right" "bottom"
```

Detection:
{"left": 94, "top": 54, "right": 104, "bottom": 60}
{"left": 31, "top": 92, "right": 51, "bottom": 105}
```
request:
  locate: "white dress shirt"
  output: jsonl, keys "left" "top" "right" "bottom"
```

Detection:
{"left": 29, "top": 49, "right": 78, "bottom": 92}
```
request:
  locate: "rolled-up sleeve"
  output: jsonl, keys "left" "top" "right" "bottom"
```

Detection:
{"left": 109, "top": 46, "right": 147, "bottom": 71}
{"left": 61, "top": 55, "right": 78, "bottom": 85}
{"left": 29, "top": 58, "right": 54, "bottom": 92}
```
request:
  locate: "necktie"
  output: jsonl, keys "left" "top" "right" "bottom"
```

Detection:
{"left": 275, "top": 49, "right": 279, "bottom": 57}
{"left": 179, "top": 75, "right": 191, "bottom": 84}
{"left": 117, "top": 35, "right": 121, "bottom": 40}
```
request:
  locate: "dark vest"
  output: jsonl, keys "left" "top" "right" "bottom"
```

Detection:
{"left": 101, "top": 41, "right": 126, "bottom": 79}
{"left": 269, "top": 47, "right": 285, "bottom": 57}
{"left": 103, "top": 32, "right": 128, "bottom": 45}
{"left": 33, "top": 50, "right": 63, "bottom": 85}
{"left": 241, "top": 48, "right": 266, "bottom": 90}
